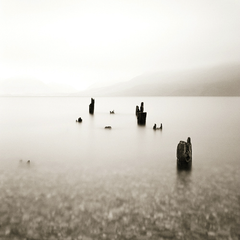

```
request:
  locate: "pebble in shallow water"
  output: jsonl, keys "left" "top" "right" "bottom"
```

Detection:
{"left": 0, "top": 162, "right": 239, "bottom": 239}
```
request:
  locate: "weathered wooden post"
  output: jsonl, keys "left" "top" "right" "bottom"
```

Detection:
{"left": 137, "top": 112, "right": 147, "bottom": 125}
{"left": 177, "top": 137, "right": 192, "bottom": 169}
{"left": 89, "top": 98, "right": 95, "bottom": 114}
{"left": 136, "top": 106, "right": 140, "bottom": 116}
{"left": 140, "top": 102, "right": 144, "bottom": 112}
{"left": 136, "top": 101, "right": 147, "bottom": 125}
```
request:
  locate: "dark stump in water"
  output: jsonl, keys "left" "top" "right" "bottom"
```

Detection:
{"left": 136, "top": 102, "right": 147, "bottom": 125}
{"left": 137, "top": 112, "right": 147, "bottom": 125}
{"left": 140, "top": 102, "right": 144, "bottom": 112}
{"left": 177, "top": 137, "right": 192, "bottom": 170}
{"left": 135, "top": 106, "right": 140, "bottom": 116}
{"left": 89, "top": 98, "right": 95, "bottom": 114}
{"left": 135, "top": 102, "right": 144, "bottom": 116}
{"left": 153, "top": 123, "right": 162, "bottom": 130}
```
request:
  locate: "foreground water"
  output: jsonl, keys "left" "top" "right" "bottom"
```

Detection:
{"left": 0, "top": 97, "right": 239, "bottom": 239}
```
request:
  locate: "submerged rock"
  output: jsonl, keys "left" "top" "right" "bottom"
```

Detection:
{"left": 153, "top": 123, "right": 162, "bottom": 130}
{"left": 158, "top": 230, "right": 175, "bottom": 238}
{"left": 77, "top": 117, "right": 82, "bottom": 122}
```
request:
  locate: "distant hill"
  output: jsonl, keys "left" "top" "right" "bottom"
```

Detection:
{"left": 1, "top": 64, "right": 239, "bottom": 96}
{"left": 0, "top": 77, "right": 76, "bottom": 96}
{"left": 75, "top": 64, "right": 240, "bottom": 96}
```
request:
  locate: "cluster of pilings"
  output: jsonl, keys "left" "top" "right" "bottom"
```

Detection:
{"left": 78, "top": 98, "right": 193, "bottom": 170}
{"left": 136, "top": 102, "right": 147, "bottom": 125}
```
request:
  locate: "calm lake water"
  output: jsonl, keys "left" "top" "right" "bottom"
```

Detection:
{"left": 0, "top": 97, "right": 239, "bottom": 239}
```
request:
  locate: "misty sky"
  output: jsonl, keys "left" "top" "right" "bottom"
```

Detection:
{"left": 0, "top": 0, "right": 240, "bottom": 91}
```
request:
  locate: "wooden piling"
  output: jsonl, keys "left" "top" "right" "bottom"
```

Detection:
{"left": 136, "top": 106, "right": 140, "bottom": 116}
{"left": 177, "top": 137, "right": 192, "bottom": 169}
{"left": 140, "top": 102, "right": 144, "bottom": 112}
{"left": 136, "top": 101, "right": 147, "bottom": 125}
{"left": 89, "top": 98, "right": 95, "bottom": 114}
{"left": 137, "top": 112, "right": 147, "bottom": 125}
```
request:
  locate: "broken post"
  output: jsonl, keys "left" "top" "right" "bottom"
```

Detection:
{"left": 136, "top": 101, "right": 147, "bottom": 125}
{"left": 89, "top": 98, "right": 95, "bottom": 114}
{"left": 135, "top": 102, "right": 144, "bottom": 115}
{"left": 136, "top": 106, "right": 140, "bottom": 116}
{"left": 177, "top": 137, "right": 192, "bottom": 169}
{"left": 137, "top": 112, "right": 147, "bottom": 125}
{"left": 140, "top": 102, "right": 144, "bottom": 112}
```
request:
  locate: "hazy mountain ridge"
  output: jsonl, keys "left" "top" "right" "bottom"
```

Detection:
{"left": 76, "top": 64, "right": 240, "bottom": 96}
{"left": 0, "top": 77, "right": 77, "bottom": 96}
{"left": 1, "top": 64, "right": 239, "bottom": 96}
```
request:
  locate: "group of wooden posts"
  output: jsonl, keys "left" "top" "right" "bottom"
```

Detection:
{"left": 134, "top": 100, "right": 192, "bottom": 169}
{"left": 78, "top": 98, "right": 192, "bottom": 170}
{"left": 88, "top": 99, "right": 148, "bottom": 126}
{"left": 135, "top": 102, "right": 147, "bottom": 125}
{"left": 88, "top": 98, "right": 147, "bottom": 126}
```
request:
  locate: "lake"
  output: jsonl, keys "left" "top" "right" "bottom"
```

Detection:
{"left": 0, "top": 96, "right": 239, "bottom": 239}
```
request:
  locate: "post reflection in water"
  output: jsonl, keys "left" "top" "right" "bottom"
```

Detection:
{"left": 176, "top": 167, "right": 192, "bottom": 191}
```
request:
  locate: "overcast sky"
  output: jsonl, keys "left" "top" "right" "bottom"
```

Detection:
{"left": 0, "top": 0, "right": 240, "bottom": 90}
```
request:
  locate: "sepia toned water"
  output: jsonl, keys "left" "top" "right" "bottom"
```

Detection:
{"left": 0, "top": 96, "right": 239, "bottom": 239}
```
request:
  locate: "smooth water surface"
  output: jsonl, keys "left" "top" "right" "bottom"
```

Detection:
{"left": 0, "top": 97, "right": 239, "bottom": 239}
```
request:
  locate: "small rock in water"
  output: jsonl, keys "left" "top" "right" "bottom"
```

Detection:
{"left": 158, "top": 230, "right": 175, "bottom": 238}
{"left": 208, "top": 231, "right": 216, "bottom": 239}
{"left": 5, "top": 227, "right": 11, "bottom": 235}
{"left": 217, "top": 229, "right": 230, "bottom": 237}
{"left": 77, "top": 117, "right": 82, "bottom": 122}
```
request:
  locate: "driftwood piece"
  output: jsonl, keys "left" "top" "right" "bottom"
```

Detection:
{"left": 177, "top": 137, "right": 192, "bottom": 169}
{"left": 105, "top": 126, "right": 112, "bottom": 129}
{"left": 89, "top": 98, "right": 95, "bottom": 114}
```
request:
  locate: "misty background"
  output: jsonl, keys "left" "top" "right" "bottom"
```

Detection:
{"left": 0, "top": 0, "right": 240, "bottom": 96}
